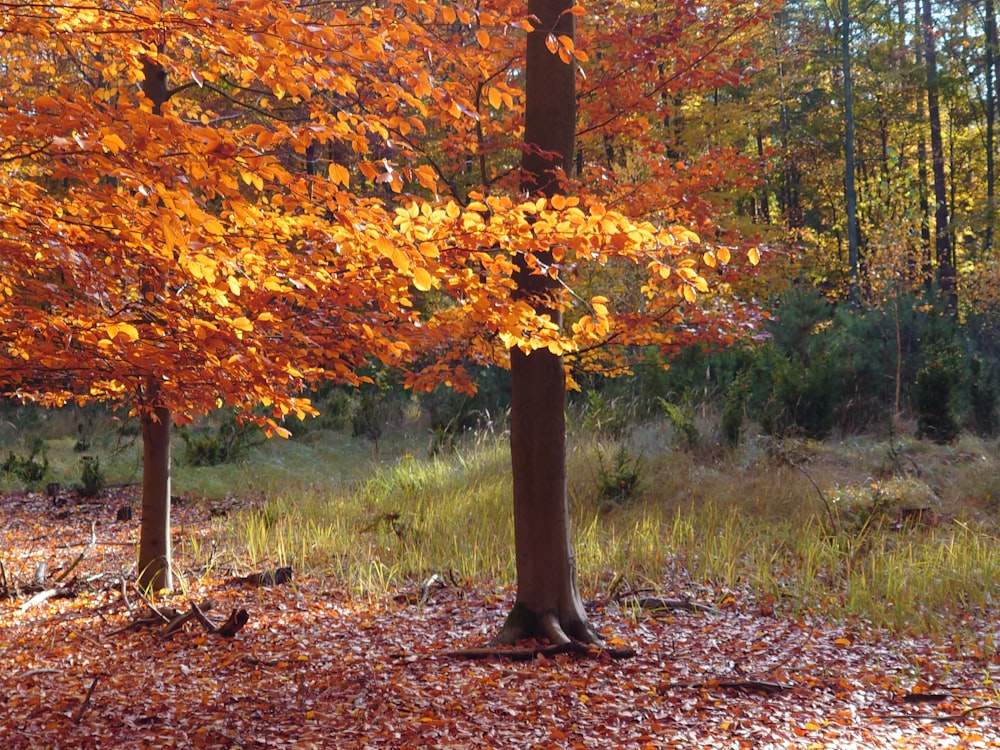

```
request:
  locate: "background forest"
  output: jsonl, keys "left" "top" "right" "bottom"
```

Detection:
{"left": 5, "top": 2, "right": 1000, "bottom": 746}
{"left": 4, "top": 0, "right": 1000, "bottom": 631}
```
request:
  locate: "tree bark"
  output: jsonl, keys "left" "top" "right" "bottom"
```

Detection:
{"left": 494, "top": 0, "right": 599, "bottom": 647}
{"left": 914, "top": 0, "right": 933, "bottom": 288}
{"left": 138, "top": 402, "right": 172, "bottom": 591}
{"left": 841, "top": 0, "right": 861, "bottom": 305}
{"left": 985, "top": 0, "right": 998, "bottom": 255}
{"left": 920, "top": 0, "right": 957, "bottom": 310}
{"left": 135, "top": 57, "right": 174, "bottom": 592}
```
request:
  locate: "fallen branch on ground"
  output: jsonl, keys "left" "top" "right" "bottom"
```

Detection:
{"left": 660, "top": 678, "right": 795, "bottom": 695}
{"left": 621, "top": 595, "right": 717, "bottom": 614}
{"left": 111, "top": 594, "right": 249, "bottom": 639}
{"left": 17, "top": 668, "right": 64, "bottom": 679}
{"left": 18, "top": 586, "right": 76, "bottom": 612}
{"left": 163, "top": 599, "right": 215, "bottom": 636}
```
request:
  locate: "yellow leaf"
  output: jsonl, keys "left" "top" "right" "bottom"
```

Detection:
{"left": 412, "top": 266, "right": 433, "bottom": 292}
{"left": 240, "top": 170, "right": 263, "bottom": 190}
{"left": 748, "top": 246, "right": 761, "bottom": 265}
{"left": 682, "top": 284, "right": 696, "bottom": 303}
{"left": 105, "top": 322, "right": 139, "bottom": 343}
{"left": 476, "top": 28, "right": 490, "bottom": 48}
{"left": 488, "top": 87, "right": 502, "bottom": 109}
{"left": 833, "top": 637, "right": 851, "bottom": 647}
{"left": 227, "top": 275, "right": 241, "bottom": 296}
{"left": 717, "top": 247, "right": 732, "bottom": 264}
{"left": 203, "top": 218, "right": 226, "bottom": 236}
{"left": 703, "top": 251, "right": 717, "bottom": 268}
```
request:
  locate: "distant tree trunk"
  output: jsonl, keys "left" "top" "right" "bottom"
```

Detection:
{"left": 756, "top": 131, "right": 771, "bottom": 224}
{"left": 920, "top": 0, "right": 957, "bottom": 310}
{"left": 841, "top": 0, "right": 861, "bottom": 305}
{"left": 136, "top": 56, "right": 174, "bottom": 591}
{"left": 914, "top": 0, "right": 933, "bottom": 288}
{"left": 494, "top": 0, "right": 599, "bottom": 647}
{"left": 138, "top": 401, "right": 172, "bottom": 591}
{"left": 985, "top": 0, "right": 998, "bottom": 255}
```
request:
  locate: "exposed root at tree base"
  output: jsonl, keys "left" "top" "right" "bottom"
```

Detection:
{"left": 448, "top": 606, "right": 635, "bottom": 660}
{"left": 448, "top": 641, "right": 635, "bottom": 661}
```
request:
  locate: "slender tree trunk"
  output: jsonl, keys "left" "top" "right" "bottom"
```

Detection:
{"left": 841, "top": 0, "right": 861, "bottom": 305}
{"left": 136, "top": 54, "right": 174, "bottom": 591}
{"left": 756, "top": 131, "right": 771, "bottom": 224}
{"left": 986, "top": 0, "right": 997, "bottom": 255}
{"left": 138, "top": 401, "right": 172, "bottom": 590}
{"left": 494, "top": 0, "right": 599, "bottom": 646}
{"left": 914, "top": 0, "right": 933, "bottom": 289}
{"left": 920, "top": 0, "right": 957, "bottom": 310}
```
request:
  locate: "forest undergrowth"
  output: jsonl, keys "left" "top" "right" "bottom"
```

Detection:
{"left": 2, "top": 411, "right": 1000, "bottom": 747}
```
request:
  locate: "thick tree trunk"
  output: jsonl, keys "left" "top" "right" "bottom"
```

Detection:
{"left": 494, "top": 0, "right": 600, "bottom": 646}
{"left": 495, "top": 348, "right": 598, "bottom": 645}
{"left": 138, "top": 403, "right": 172, "bottom": 591}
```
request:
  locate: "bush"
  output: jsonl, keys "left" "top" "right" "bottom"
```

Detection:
{"left": 76, "top": 455, "right": 104, "bottom": 498}
{"left": 594, "top": 443, "right": 643, "bottom": 508}
{"left": 181, "top": 411, "right": 262, "bottom": 466}
{"left": 1, "top": 437, "right": 49, "bottom": 484}
{"left": 914, "top": 333, "right": 963, "bottom": 443}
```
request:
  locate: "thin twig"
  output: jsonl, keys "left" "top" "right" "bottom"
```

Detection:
{"left": 881, "top": 703, "right": 1000, "bottom": 722}
{"left": 119, "top": 573, "right": 133, "bottom": 615}
{"left": 73, "top": 676, "right": 99, "bottom": 724}
{"left": 789, "top": 461, "right": 839, "bottom": 534}
{"left": 131, "top": 584, "right": 170, "bottom": 623}
{"left": 56, "top": 522, "right": 96, "bottom": 583}
{"left": 17, "top": 668, "right": 63, "bottom": 679}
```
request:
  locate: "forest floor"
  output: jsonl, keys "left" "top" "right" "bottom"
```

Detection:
{"left": 1, "top": 487, "right": 999, "bottom": 749}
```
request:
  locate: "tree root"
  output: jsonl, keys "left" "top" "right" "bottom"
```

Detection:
{"left": 448, "top": 641, "right": 635, "bottom": 661}
{"left": 455, "top": 602, "right": 635, "bottom": 660}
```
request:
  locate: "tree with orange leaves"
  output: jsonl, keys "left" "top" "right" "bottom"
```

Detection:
{"left": 1, "top": 0, "right": 765, "bottom": 648}
{"left": 0, "top": 0, "right": 440, "bottom": 589}
{"left": 386, "top": 0, "right": 769, "bottom": 647}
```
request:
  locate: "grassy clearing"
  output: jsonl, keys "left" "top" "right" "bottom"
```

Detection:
{"left": 183, "top": 417, "right": 1000, "bottom": 639}
{"left": 6, "top": 404, "right": 1000, "bottom": 638}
